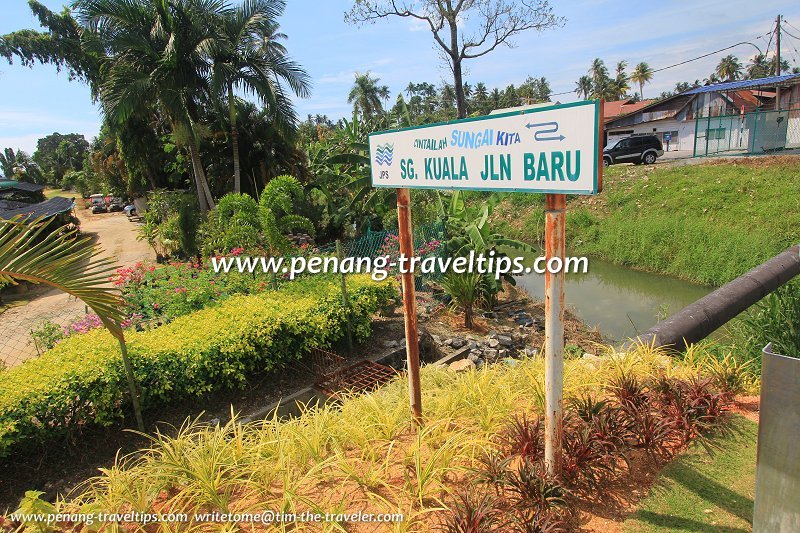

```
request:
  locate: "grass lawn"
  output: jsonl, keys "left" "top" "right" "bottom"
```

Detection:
{"left": 623, "top": 415, "right": 758, "bottom": 533}
{"left": 43, "top": 188, "right": 70, "bottom": 199}
{"left": 492, "top": 156, "right": 800, "bottom": 286}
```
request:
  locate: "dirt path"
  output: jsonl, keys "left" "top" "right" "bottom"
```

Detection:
{"left": 0, "top": 206, "right": 154, "bottom": 368}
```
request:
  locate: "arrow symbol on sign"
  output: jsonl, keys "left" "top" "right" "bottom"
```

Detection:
{"left": 525, "top": 121, "right": 565, "bottom": 142}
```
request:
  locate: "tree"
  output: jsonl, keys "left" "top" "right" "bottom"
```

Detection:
{"left": 519, "top": 76, "right": 551, "bottom": 103}
{"left": 612, "top": 60, "right": 630, "bottom": 99}
{"left": 472, "top": 82, "right": 489, "bottom": 114}
{"left": 747, "top": 53, "right": 771, "bottom": 79}
{"left": 575, "top": 75, "right": 592, "bottom": 100}
{"left": 0, "top": 148, "right": 44, "bottom": 184}
{"left": 348, "top": 72, "right": 390, "bottom": 118}
{"left": 75, "top": 0, "right": 221, "bottom": 214}
{"left": 211, "top": 0, "right": 310, "bottom": 194}
{"left": 345, "top": 0, "right": 563, "bottom": 119}
{"left": 631, "top": 62, "right": 654, "bottom": 99}
{"left": 32, "top": 133, "right": 89, "bottom": 185}
{"left": 715, "top": 54, "right": 742, "bottom": 81}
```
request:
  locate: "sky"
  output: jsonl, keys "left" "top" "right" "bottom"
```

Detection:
{"left": 2, "top": 0, "right": 800, "bottom": 155}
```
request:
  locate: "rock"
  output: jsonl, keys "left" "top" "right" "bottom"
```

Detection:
{"left": 448, "top": 358, "right": 476, "bottom": 372}
{"left": 498, "top": 349, "right": 508, "bottom": 358}
{"left": 467, "top": 340, "right": 478, "bottom": 350}
{"left": 450, "top": 337, "right": 467, "bottom": 349}
{"left": 523, "top": 347, "right": 539, "bottom": 358}
{"left": 487, "top": 330, "right": 498, "bottom": 339}
{"left": 467, "top": 353, "right": 481, "bottom": 364}
{"left": 487, "top": 338, "right": 500, "bottom": 348}
{"left": 443, "top": 338, "right": 453, "bottom": 346}
{"left": 475, "top": 358, "right": 485, "bottom": 369}
{"left": 515, "top": 317, "right": 535, "bottom": 327}
{"left": 483, "top": 311, "right": 497, "bottom": 319}
{"left": 498, "top": 334, "right": 513, "bottom": 347}
{"left": 383, "top": 340, "right": 399, "bottom": 348}
{"left": 484, "top": 348, "right": 499, "bottom": 362}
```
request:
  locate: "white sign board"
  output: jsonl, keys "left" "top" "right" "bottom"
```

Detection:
{"left": 369, "top": 100, "right": 600, "bottom": 194}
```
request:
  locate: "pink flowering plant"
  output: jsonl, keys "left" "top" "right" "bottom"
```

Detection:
{"left": 111, "top": 257, "right": 269, "bottom": 323}
{"left": 377, "top": 234, "right": 442, "bottom": 277}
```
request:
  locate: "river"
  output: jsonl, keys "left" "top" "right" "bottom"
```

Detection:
{"left": 515, "top": 256, "right": 713, "bottom": 343}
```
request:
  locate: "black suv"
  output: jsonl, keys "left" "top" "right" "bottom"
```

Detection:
{"left": 603, "top": 135, "right": 664, "bottom": 167}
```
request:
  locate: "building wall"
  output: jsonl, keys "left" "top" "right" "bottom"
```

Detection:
{"left": 606, "top": 118, "right": 693, "bottom": 151}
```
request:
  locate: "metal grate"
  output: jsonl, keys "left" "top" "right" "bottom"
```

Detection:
{"left": 315, "top": 359, "right": 398, "bottom": 399}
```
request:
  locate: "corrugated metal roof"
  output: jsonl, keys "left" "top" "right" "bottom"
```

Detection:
{"left": 0, "top": 179, "right": 45, "bottom": 193}
{"left": 682, "top": 74, "right": 800, "bottom": 95}
{"left": 0, "top": 196, "right": 73, "bottom": 220}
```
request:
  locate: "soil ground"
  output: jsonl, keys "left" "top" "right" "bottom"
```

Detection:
{"left": 0, "top": 201, "right": 154, "bottom": 368}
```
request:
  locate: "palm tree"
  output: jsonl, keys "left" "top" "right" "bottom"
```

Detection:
{"left": 0, "top": 217, "right": 143, "bottom": 429}
{"left": 747, "top": 54, "right": 771, "bottom": 79}
{"left": 613, "top": 60, "right": 630, "bottom": 99}
{"left": 473, "top": 82, "right": 489, "bottom": 114}
{"left": 0, "top": 148, "right": 44, "bottom": 183}
{"left": 631, "top": 62, "right": 654, "bottom": 99}
{"left": 348, "top": 72, "right": 389, "bottom": 119}
{"left": 76, "top": 0, "right": 221, "bottom": 214}
{"left": 575, "top": 75, "right": 592, "bottom": 99}
{"left": 715, "top": 55, "right": 742, "bottom": 81}
{"left": 211, "top": 1, "right": 310, "bottom": 193}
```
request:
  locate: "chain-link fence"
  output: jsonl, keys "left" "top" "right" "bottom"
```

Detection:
{"left": 693, "top": 103, "right": 800, "bottom": 157}
{"left": 0, "top": 289, "right": 93, "bottom": 370}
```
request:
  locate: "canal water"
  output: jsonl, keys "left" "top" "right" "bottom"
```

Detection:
{"left": 515, "top": 256, "right": 713, "bottom": 343}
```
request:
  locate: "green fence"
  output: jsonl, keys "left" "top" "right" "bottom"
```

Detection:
{"left": 693, "top": 105, "right": 800, "bottom": 157}
{"left": 318, "top": 220, "right": 447, "bottom": 290}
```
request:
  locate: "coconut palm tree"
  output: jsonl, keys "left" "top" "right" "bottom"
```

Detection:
{"left": 631, "top": 62, "right": 654, "bottom": 99}
{"left": 76, "top": 0, "right": 221, "bottom": 213}
{"left": 715, "top": 55, "right": 743, "bottom": 81}
{"left": 0, "top": 217, "right": 143, "bottom": 429}
{"left": 348, "top": 72, "right": 389, "bottom": 119}
{"left": 747, "top": 54, "right": 771, "bottom": 79}
{"left": 613, "top": 60, "right": 630, "bottom": 99}
{"left": 575, "top": 75, "right": 592, "bottom": 100}
{"left": 0, "top": 148, "right": 44, "bottom": 183}
{"left": 211, "top": 0, "right": 310, "bottom": 193}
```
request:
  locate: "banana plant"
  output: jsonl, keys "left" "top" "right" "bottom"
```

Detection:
{"left": 437, "top": 190, "right": 536, "bottom": 304}
{"left": 0, "top": 217, "right": 144, "bottom": 430}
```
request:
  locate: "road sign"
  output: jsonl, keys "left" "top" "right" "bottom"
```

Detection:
{"left": 369, "top": 100, "right": 600, "bottom": 195}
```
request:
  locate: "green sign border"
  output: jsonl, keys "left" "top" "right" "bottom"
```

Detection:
{"left": 369, "top": 99, "right": 600, "bottom": 195}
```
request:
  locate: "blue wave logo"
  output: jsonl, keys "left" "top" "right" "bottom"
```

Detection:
{"left": 374, "top": 143, "right": 394, "bottom": 166}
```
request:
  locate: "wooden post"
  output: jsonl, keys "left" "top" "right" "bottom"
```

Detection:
{"left": 543, "top": 193, "right": 566, "bottom": 476}
{"left": 336, "top": 239, "right": 354, "bottom": 354}
{"left": 396, "top": 187, "right": 423, "bottom": 425}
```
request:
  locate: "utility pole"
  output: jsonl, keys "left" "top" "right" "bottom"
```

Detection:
{"left": 776, "top": 14, "right": 782, "bottom": 110}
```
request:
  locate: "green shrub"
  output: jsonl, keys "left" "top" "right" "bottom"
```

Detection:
{"left": 0, "top": 275, "right": 396, "bottom": 457}
{"left": 30, "top": 321, "right": 65, "bottom": 351}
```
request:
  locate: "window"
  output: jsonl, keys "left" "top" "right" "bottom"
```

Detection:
{"left": 705, "top": 128, "right": 726, "bottom": 140}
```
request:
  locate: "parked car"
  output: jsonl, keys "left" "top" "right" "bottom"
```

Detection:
{"left": 89, "top": 193, "right": 107, "bottom": 213}
{"left": 603, "top": 135, "right": 664, "bottom": 167}
{"left": 108, "top": 197, "right": 125, "bottom": 212}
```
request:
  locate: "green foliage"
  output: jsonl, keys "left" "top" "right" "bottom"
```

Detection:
{"left": 0, "top": 275, "right": 396, "bottom": 457}
{"left": 138, "top": 190, "right": 199, "bottom": 258}
{"left": 500, "top": 160, "right": 800, "bottom": 287}
{"left": 200, "top": 176, "right": 314, "bottom": 255}
{"left": 438, "top": 190, "right": 535, "bottom": 305}
{"left": 12, "top": 490, "right": 59, "bottom": 532}
{"left": 32, "top": 133, "right": 89, "bottom": 186}
{"left": 30, "top": 321, "right": 65, "bottom": 351}
{"left": 440, "top": 272, "right": 485, "bottom": 328}
{"left": 725, "top": 280, "right": 800, "bottom": 365}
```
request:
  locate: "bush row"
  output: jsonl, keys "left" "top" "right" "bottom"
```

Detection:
{"left": 0, "top": 275, "right": 396, "bottom": 457}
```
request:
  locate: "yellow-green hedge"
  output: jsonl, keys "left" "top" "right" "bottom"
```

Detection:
{"left": 0, "top": 275, "right": 396, "bottom": 457}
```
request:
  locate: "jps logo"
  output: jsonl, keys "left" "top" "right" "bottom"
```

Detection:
{"left": 374, "top": 144, "right": 394, "bottom": 166}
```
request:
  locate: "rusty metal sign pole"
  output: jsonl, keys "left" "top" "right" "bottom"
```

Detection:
{"left": 543, "top": 192, "right": 566, "bottom": 476}
{"left": 396, "top": 187, "right": 423, "bottom": 425}
{"left": 543, "top": 100, "right": 604, "bottom": 477}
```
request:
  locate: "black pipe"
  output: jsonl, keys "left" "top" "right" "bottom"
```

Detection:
{"left": 623, "top": 245, "right": 800, "bottom": 352}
